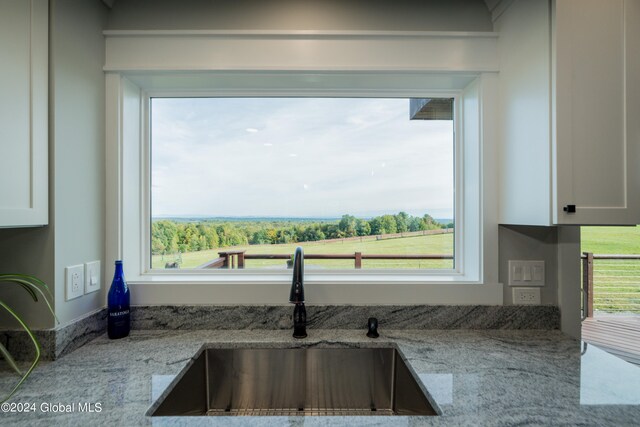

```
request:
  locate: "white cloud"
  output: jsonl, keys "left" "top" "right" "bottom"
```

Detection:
{"left": 151, "top": 98, "right": 454, "bottom": 219}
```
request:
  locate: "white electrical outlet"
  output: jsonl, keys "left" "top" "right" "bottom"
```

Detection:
{"left": 508, "top": 260, "right": 545, "bottom": 286}
{"left": 513, "top": 287, "right": 541, "bottom": 305}
{"left": 65, "top": 264, "right": 85, "bottom": 301}
{"left": 85, "top": 261, "right": 101, "bottom": 294}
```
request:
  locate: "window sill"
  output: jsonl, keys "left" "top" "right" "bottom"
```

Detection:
{"left": 133, "top": 269, "right": 481, "bottom": 285}
{"left": 126, "top": 278, "right": 503, "bottom": 305}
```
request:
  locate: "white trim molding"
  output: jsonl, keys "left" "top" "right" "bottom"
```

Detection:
{"left": 104, "top": 30, "right": 498, "bottom": 73}
{"left": 103, "top": 29, "right": 499, "bottom": 38}
{"left": 104, "top": 31, "right": 502, "bottom": 305}
{"left": 130, "top": 281, "right": 503, "bottom": 306}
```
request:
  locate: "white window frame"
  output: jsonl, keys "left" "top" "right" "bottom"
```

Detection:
{"left": 104, "top": 30, "right": 501, "bottom": 304}
{"left": 143, "top": 90, "right": 462, "bottom": 277}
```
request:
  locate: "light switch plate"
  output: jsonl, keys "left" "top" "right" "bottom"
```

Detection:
{"left": 508, "top": 260, "right": 545, "bottom": 287}
{"left": 85, "top": 261, "right": 101, "bottom": 294}
{"left": 65, "top": 264, "right": 84, "bottom": 301}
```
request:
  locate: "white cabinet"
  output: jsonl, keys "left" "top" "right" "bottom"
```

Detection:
{"left": 498, "top": 0, "right": 640, "bottom": 226}
{"left": 553, "top": 0, "right": 640, "bottom": 225}
{"left": 0, "top": 0, "right": 48, "bottom": 227}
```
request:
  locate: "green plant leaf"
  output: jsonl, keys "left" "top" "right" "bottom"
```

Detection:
{"left": 4, "top": 281, "right": 38, "bottom": 302}
{"left": 0, "top": 274, "right": 54, "bottom": 300}
{"left": 0, "top": 300, "right": 41, "bottom": 403}
{"left": 0, "top": 273, "right": 57, "bottom": 401}
{"left": 0, "top": 342, "right": 21, "bottom": 376}
{"left": 0, "top": 275, "right": 59, "bottom": 325}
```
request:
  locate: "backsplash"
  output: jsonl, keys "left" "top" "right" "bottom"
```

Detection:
{"left": 1, "top": 308, "right": 106, "bottom": 361}
{"left": 1, "top": 305, "right": 559, "bottom": 361}
{"left": 131, "top": 305, "right": 560, "bottom": 331}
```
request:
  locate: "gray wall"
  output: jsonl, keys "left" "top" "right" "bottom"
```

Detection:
{"left": 558, "top": 226, "right": 581, "bottom": 338}
{"left": 107, "top": 0, "right": 493, "bottom": 31}
{"left": 0, "top": 228, "right": 55, "bottom": 329}
{"left": 0, "top": 0, "right": 108, "bottom": 330}
{"left": 499, "top": 225, "right": 582, "bottom": 338}
{"left": 50, "top": 0, "right": 108, "bottom": 325}
{"left": 499, "top": 226, "right": 559, "bottom": 306}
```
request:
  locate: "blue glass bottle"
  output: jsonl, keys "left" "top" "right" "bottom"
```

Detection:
{"left": 108, "top": 260, "right": 130, "bottom": 339}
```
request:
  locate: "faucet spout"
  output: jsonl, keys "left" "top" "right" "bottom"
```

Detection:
{"left": 289, "top": 247, "right": 304, "bottom": 303}
{"left": 289, "top": 247, "right": 306, "bottom": 338}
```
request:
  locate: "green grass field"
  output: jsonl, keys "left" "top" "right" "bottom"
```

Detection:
{"left": 581, "top": 226, "right": 640, "bottom": 254}
{"left": 582, "top": 226, "right": 640, "bottom": 314}
{"left": 153, "top": 233, "right": 454, "bottom": 270}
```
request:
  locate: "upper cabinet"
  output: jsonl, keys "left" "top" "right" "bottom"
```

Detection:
{"left": 498, "top": 0, "right": 640, "bottom": 225}
{"left": 554, "top": 0, "right": 640, "bottom": 225}
{"left": 0, "top": 0, "right": 48, "bottom": 227}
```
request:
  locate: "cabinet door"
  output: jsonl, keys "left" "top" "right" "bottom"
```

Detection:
{"left": 0, "top": 0, "right": 48, "bottom": 227}
{"left": 554, "top": 0, "right": 640, "bottom": 225}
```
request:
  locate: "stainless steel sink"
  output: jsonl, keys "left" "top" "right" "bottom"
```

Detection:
{"left": 149, "top": 346, "right": 439, "bottom": 417}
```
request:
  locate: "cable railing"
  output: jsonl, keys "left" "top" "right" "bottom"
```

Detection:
{"left": 581, "top": 252, "right": 640, "bottom": 318}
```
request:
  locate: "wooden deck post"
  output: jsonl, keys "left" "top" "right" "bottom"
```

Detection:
{"left": 355, "top": 252, "right": 362, "bottom": 269}
{"left": 238, "top": 252, "right": 245, "bottom": 269}
{"left": 217, "top": 250, "right": 247, "bottom": 269}
{"left": 218, "top": 252, "right": 230, "bottom": 269}
{"left": 582, "top": 252, "right": 594, "bottom": 318}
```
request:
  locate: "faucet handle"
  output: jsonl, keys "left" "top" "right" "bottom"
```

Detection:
{"left": 367, "top": 317, "right": 379, "bottom": 338}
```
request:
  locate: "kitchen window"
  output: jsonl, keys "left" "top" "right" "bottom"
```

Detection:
{"left": 150, "top": 97, "right": 455, "bottom": 272}
{"left": 104, "top": 27, "right": 501, "bottom": 303}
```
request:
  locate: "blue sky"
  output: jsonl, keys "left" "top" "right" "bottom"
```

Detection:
{"left": 151, "top": 98, "right": 454, "bottom": 219}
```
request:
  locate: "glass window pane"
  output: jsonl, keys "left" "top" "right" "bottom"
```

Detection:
{"left": 150, "top": 98, "right": 454, "bottom": 270}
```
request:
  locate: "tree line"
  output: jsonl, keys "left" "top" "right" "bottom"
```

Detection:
{"left": 152, "top": 213, "right": 451, "bottom": 255}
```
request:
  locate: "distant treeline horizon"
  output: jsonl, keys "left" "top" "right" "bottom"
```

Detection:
{"left": 151, "top": 212, "right": 454, "bottom": 256}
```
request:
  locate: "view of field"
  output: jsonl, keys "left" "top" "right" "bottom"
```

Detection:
{"left": 152, "top": 212, "right": 454, "bottom": 270}
{"left": 582, "top": 226, "right": 640, "bottom": 314}
{"left": 152, "top": 222, "right": 640, "bottom": 312}
{"left": 152, "top": 231, "right": 454, "bottom": 270}
{"left": 582, "top": 226, "right": 640, "bottom": 254}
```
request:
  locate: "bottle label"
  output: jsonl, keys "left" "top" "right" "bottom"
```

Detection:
{"left": 109, "top": 309, "right": 130, "bottom": 317}
{"left": 108, "top": 307, "right": 130, "bottom": 338}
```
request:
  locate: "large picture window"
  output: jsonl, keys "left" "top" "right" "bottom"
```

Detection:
{"left": 150, "top": 97, "right": 455, "bottom": 271}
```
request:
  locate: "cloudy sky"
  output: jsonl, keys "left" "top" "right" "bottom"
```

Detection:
{"left": 151, "top": 97, "right": 454, "bottom": 219}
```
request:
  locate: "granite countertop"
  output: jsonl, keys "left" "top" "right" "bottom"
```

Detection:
{"left": 1, "top": 329, "right": 640, "bottom": 426}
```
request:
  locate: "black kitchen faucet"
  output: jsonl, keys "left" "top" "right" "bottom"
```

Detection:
{"left": 289, "top": 246, "right": 307, "bottom": 338}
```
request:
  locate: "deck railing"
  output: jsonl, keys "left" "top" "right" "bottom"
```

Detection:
{"left": 198, "top": 251, "right": 453, "bottom": 270}
{"left": 581, "top": 252, "right": 640, "bottom": 318}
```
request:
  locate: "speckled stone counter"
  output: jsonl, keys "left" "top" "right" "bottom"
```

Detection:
{"left": 1, "top": 329, "right": 639, "bottom": 426}
{"left": 2, "top": 305, "right": 561, "bottom": 362}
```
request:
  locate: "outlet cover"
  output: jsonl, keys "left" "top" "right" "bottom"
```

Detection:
{"left": 512, "top": 287, "right": 541, "bottom": 305}
{"left": 85, "top": 261, "right": 101, "bottom": 294}
{"left": 66, "top": 264, "right": 84, "bottom": 301}
{"left": 508, "top": 260, "right": 545, "bottom": 286}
